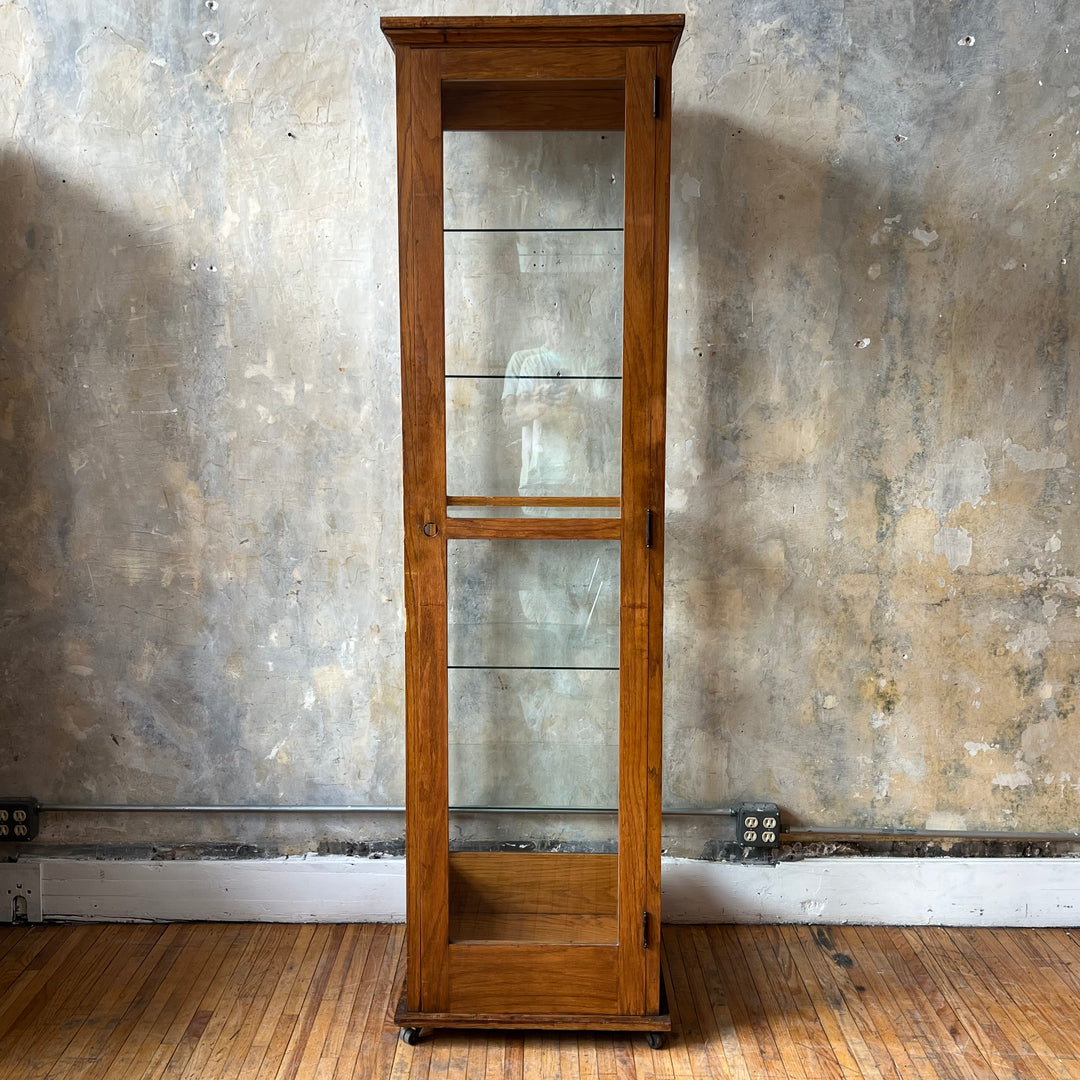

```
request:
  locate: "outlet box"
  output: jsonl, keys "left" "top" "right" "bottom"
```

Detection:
{"left": 0, "top": 863, "right": 43, "bottom": 923}
{"left": 736, "top": 802, "right": 781, "bottom": 850}
{"left": 0, "top": 797, "right": 40, "bottom": 841}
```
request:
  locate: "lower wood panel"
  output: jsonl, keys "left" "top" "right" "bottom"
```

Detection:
{"left": 447, "top": 943, "right": 619, "bottom": 1014}
{"left": 449, "top": 912, "right": 617, "bottom": 944}
{"left": 3, "top": 921, "right": 1080, "bottom": 1078}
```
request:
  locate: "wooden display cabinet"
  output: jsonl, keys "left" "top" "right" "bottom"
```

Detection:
{"left": 381, "top": 14, "right": 683, "bottom": 1042}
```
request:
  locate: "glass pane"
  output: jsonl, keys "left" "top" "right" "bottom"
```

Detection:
{"left": 444, "top": 129, "right": 624, "bottom": 504}
{"left": 448, "top": 668, "right": 619, "bottom": 810}
{"left": 444, "top": 230, "right": 623, "bottom": 378}
{"left": 444, "top": 131, "right": 624, "bottom": 231}
{"left": 442, "top": 128, "right": 624, "bottom": 946}
{"left": 447, "top": 540, "right": 619, "bottom": 670}
{"left": 446, "top": 374, "right": 621, "bottom": 499}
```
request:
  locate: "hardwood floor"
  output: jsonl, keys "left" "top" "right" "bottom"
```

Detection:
{"left": 1, "top": 921, "right": 1078, "bottom": 1078}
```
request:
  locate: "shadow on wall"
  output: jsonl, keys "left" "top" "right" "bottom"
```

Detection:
{"left": 0, "top": 149, "right": 251, "bottom": 804}
{"left": 665, "top": 107, "right": 1077, "bottom": 829}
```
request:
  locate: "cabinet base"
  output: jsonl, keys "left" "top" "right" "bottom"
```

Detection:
{"left": 392, "top": 959, "right": 671, "bottom": 1035}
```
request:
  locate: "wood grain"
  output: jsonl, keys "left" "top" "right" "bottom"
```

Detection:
{"left": 3, "top": 923, "right": 1080, "bottom": 1077}
{"left": 448, "top": 850, "right": 618, "bottom": 943}
{"left": 438, "top": 48, "right": 626, "bottom": 82}
{"left": 448, "top": 913, "right": 617, "bottom": 946}
{"left": 395, "top": 38, "right": 449, "bottom": 1015}
{"left": 644, "top": 37, "right": 675, "bottom": 1024}
{"left": 615, "top": 43, "right": 662, "bottom": 1018}
{"left": 449, "top": 852, "right": 617, "bottom": 914}
{"left": 443, "top": 82, "right": 624, "bottom": 132}
{"left": 447, "top": 945, "right": 619, "bottom": 1016}
{"left": 443, "top": 517, "right": 621, "bottom": 540}
{"left": 380, "top": 15, "right": 686, "bottom": 51}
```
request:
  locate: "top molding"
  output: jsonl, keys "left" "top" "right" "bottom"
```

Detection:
{"left": 380, "top": 14, "right": 685, "bottom": 53}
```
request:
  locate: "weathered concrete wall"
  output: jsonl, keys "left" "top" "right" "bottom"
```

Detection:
{"left": 1, "top": 0, "right": 1078, "bottom": 856}
{"left": 664, "top": 0, "right": 1080, "bottom": 839}
{"left": 1, "top": 0, "right": 404, "bottom": 851}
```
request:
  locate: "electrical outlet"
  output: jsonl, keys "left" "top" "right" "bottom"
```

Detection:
{"left": 736, "top": 802, "right": 781, "bottom": 850}
{"left": 0, "top": 797, "right": 40, "bottom": 842}
{"left": 0, "top": 863, "right": 43, "bottom": 923}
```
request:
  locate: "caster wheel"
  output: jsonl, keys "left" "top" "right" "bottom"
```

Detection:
{"left": 646, "top": 1031, "right": 666, "bottom": 1050}
{"left": 400, "top": 1026, "right": 421, "bottom": 1046}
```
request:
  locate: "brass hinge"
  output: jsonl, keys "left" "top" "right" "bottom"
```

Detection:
{"left": 645, "top": 508, "right": 653, "bottom": 549}
{"left": 643, "top": 909, "right": 650, "bottom": 949}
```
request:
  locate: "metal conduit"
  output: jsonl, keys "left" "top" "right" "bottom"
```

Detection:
{"left": 785, "top": 825, "right": 1080, "bottom": 842}
{"left": 40, "top": 804, "right": 735, "bottom": 816}
{"left": 35, "top": 803, "right": 1080, "bottom": 842}
{"left": 38, "top": 803, "right": 1080, "bottom": 842}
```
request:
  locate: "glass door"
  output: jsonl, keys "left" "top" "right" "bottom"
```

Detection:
{"left": 439, "top": 125, "right": 629, "bottom": 1015}
{"left": 444, "top": 130, "right": 625, "bottom": 957}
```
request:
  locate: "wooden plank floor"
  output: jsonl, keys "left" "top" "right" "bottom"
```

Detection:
{"left": 2, "top": 923, "right": 1079, "bottom": 1078}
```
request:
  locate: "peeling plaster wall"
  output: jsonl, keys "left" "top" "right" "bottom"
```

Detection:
{"left": 2, "top": 0, "right": 1079, "bottom": 858}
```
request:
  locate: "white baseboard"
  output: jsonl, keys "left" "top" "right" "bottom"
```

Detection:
{"left": 661, "top": 856, "right": 1080, "bottom": 926}
{"left": 37, "top": 854, "right": 407, "bottom": 924}
{"left": 17, "top": 855, "right": 1080, "bottom": 926}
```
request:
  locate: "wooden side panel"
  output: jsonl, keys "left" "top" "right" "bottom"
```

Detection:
{"left": 393, "top": 43, "right": 421, "bottom": 1014}
{"left": 644, "top": 41, "right": 675, "bottom": 1016}
{"left": 397, "top": 44, "right": 449, "bottom": 1014}
{"left": 617, "top": 46, "right": 659, "bottom": 1018}
{"left": 448, "top": 945, "right": 619, "bottom": 1014}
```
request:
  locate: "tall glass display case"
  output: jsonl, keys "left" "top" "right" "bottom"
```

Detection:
{"left": 381, "top": 14, "right": 683, "bottom": 1041}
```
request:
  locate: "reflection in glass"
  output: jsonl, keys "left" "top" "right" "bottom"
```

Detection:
{"left": 444, "top": 230, "right": 623, "bottom": 379}
{"left": 444, "top": 130, "right": 625, "bottom": 504}
{"left": 448, "top": 668, "right": 618, "bottom": 810}
{"left": 444, "top": 131, "right": 624, "bottom": 231}
{"left": 447, "top": 540, "right": 619, "bottom": 670}
{"left": 441, "top": 131, "right": 627, "bottom": 904}
{"left": 446, "top": 370, "right": 621, "bottom": 499}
